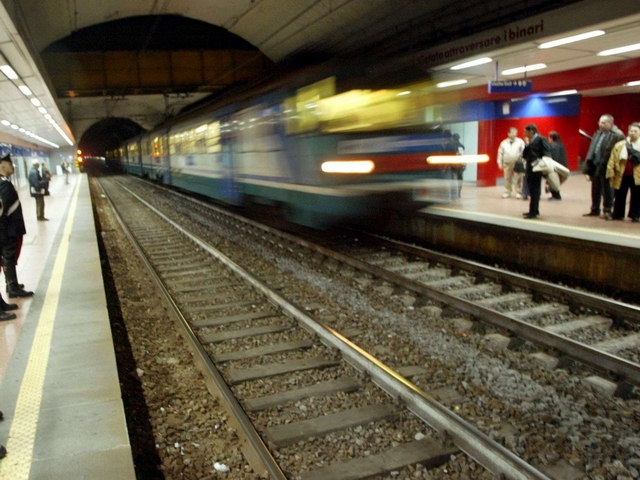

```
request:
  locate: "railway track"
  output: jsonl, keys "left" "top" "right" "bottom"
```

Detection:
{"left": 97, "top": 177, "right": 559, "bottom": 479}
{"left": 125, "top": 176, "right": 640, "bottom": 396}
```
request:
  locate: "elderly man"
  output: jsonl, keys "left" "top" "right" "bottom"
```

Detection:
{"left": 28, "top": 159, "right": 48, "bottom": 221}
{"left": 0, "top": 155, "right": 34, "bottom": 298}
{"left": 497, "top": 127, "right": 526, "bottom": 199}
{"left": 606, "top": 123, "right": 640, "bottom": 222}
{"left": 583, "top": 114, "right": 625, "bottom": 219}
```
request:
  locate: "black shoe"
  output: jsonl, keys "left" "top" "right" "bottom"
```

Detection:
{"left": 0, "top": 296, "right": 18, "bottom": 311}
{"left": 0, "top": 310, "right": 16, "bottom": 321}
{"left": 523, "top": 213, "right": 539, "bottom": 219}
{"left": 631, "top": 217, "right": 639, "bottom": 222}
{"left": 8, "top": 287, "right": 33, "bottom": 298}
{"left": 37, "top": 217, "right": 49, "bottom": 221}
{"left": 583, "top": 212, "right": 600, "bottom": 217}
{"left": 0, "top": 444, "right": 6, "bottom": 459}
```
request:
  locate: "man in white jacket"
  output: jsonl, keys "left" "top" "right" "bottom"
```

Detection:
{"left": 497, "top": 127, "right": 525, "bottom": 199}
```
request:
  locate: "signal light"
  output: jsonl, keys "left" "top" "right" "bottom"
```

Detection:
{"left": 77, "top": 149, "right": 82, "bottom": 155}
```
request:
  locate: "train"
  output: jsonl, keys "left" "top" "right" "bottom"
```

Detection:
{"left": 109, "top": 62, "right": 489, "bottom": 228}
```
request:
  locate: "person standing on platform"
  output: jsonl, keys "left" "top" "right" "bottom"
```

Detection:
{"left": 522, "top": 124, "right": 552, "bottom": 219}
{"left": 583, "top": 114, "right": 624, "bottom": 219}
{"left": 450, "top": 133, "right": 466, "bottom": 198}
{"left": 0, "top": 192, "right": 18, "bottom": 321}
{"left": 28, "top": 160, "right": 48, "bottom": 221}
{"left": 61, "top": 159, "right": 70, "bottom": 184}
{"left": 0, "top": 155, "right": 34, "bottom": 298}
{"left": 497, "top": 127, "right": 526, "bottom": 199}
{"left": 606, "top": 122, "right": 640, "bottom": 222}
{"left": 41, "top": 162, "right": 52, "bottom": 195}
{"left": 548, "top": 131, "right": 568, "bottom": 201}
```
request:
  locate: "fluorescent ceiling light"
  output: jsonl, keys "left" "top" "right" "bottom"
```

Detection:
{"left": 598, "top": 43, "right": 640, "bottom": 56}
{"left": 502, "top": 64, "right": 546, "bottom": 75}
{"left": 38, "top": 107, "right": 47, "bottom": 114}
{"left": 1, "top": 120, "right": 10, "bottom": 126}
{"left": 450, "top": 57, "right": 492, "bottom": 70}
{"left": 539, "top": 30, "right": 605, "bottom": 49}
{"left": 397, "top": 91, "right": 411, "bottom": 96}
{"left": 30, "top": 98, "right": 41, "bottom": 107}
{"left": 11, "top": 124, "right": 19, "bottom": 129}
{"left": 44, "top": 114, "right": 52, "bottom": 120}
{"left": 545, "top": 90, "right": 578, "bottom": 96}
{"left": 0, "top": 65, "right": 18, "bottom": 80}
{"left": 625, "top": 80, "right": 640, "bottom": 87}
{"left": 18, "top": 85, "right": 33, "bottom": 96}
{"left": 436, "top": 79, "right": 468, "bottom": 88}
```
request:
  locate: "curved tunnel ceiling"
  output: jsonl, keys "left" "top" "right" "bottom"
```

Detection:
{"left": 79, "top": 117, "right": 145, "bottom": 156}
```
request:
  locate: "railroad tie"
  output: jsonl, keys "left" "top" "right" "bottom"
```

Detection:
{"left": 266, "top": 403, "right": 399, "bottom": 447}
{"left": 300, "top": 438, "right": 459, "bottom": 480}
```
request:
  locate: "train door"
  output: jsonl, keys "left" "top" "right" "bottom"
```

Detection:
{"left": 161, "top": 133, "right": 171, "bottom": 185}
{"left": 220, "top": 116, "right": 240, "bottom": 204}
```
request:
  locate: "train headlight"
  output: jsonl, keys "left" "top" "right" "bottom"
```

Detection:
{"left": 321, "top": 160, "right": 374, "bottom": 173}
{"left": 427, "top": 154, "right": 490, "bottom": 164}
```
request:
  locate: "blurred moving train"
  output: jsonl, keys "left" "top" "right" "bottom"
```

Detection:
{"left": 108, "top": 63, "right": 488, "bottom": 228}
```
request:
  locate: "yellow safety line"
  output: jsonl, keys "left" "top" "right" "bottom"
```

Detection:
{"left": 0, "top": 177, "right": 82, "bottom": 479}
{"left": 430, "top": 206, "right": 640, "bottom": 240}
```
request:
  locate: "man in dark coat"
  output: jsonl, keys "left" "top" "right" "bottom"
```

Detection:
{"left": 583, "top": 114, "right": 625, "bottom": 219}
{"left": 28, "top": 159, "right": 47, "bottom": 221}
{"left": 522, "top": 124, "right": 552, "bottom": 219}
{"left": 0, "top": 154, "right": 34, "bottom": 298}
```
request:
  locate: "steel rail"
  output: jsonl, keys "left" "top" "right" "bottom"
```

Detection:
{"left": 98, "top": 180, "right": 288, "bottom": 480}
{"left": 362, "top": 231, "right": 640, "bottom": 324}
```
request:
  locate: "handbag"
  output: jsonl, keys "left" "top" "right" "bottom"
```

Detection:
{"left": 513, "top": 159, "right": 525, "bottom": 173}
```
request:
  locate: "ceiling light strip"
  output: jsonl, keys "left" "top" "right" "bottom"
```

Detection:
{"left": 598, "top": 43, "right": 640, "bottom": 56}
{"left": 538, "top": 30, "right": 605, "bottom": 49}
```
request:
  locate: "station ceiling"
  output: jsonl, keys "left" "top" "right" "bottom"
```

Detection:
{"left": 1, "top": 0, "right": 639, "bottom": 154}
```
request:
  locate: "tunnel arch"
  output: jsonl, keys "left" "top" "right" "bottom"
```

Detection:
{"left": 41, "top": 15, "right": 274, "bottom": 99}
{"left": 79, "top": 117, "right": 145, "bottom": 157}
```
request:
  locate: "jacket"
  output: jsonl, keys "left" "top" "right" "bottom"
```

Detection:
{"left": 28, "top": 167, "right": 45, "bottom": 197}
{"left": 523, "top": 134, "right": 552, "bottom": 175}
{"left": 606, "top": 139, "right": 640, "bottom": 189}
{"left": 497, "top": 137, "right": 525, "bottom": 167}
{"left": 585, "top": 126, "right": 625, "bottom": 176}
{"left": 0, "top": 176, "right": 27, "bottom": 238}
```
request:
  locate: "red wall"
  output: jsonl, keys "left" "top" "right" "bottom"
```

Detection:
{"left": 578, "top": 94, "right": 640, "bottom": 159}
{"left": 478, "top": 116, "right": 579, "bottom": 187}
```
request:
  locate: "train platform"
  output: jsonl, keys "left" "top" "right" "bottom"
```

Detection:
{"left": 380, "top": 173, "right": 639, "bottom": 296}
{"left": 0, "top": 172, "right": 135, "bottom": 479}
{"left": 427, "top": 174, "right": 640, "bottom": 248}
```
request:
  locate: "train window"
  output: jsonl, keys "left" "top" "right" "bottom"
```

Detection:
{"left": 284, "top": 77, "right": 335, "bottom": 134}
{"left": 206, "top": 122, "right": 221, "bottom": 153}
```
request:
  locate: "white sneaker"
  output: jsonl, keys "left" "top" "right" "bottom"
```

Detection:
{"left": 502, "top": 193, "right": 511, "bottom": 198}
{"left": 516, "top": 194, "right": 522, "bottom": 199}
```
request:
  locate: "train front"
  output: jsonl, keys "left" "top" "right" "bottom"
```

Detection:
{"left": 281, "top": 78, "right": 489, "bottom": 226}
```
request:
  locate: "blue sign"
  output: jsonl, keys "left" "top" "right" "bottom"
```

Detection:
{"left": 488, "top": 80, "right": 532, "bottom": 94}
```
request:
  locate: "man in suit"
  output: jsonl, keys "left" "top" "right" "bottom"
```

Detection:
{"left": 0, "top": 154, "right": 34, "bottom": 298}
{"left": 522, "top": 124, "right": 552, "bottom": 219}
{"left": 28, "top": 159, "right": 47, "bottom": 221}
{"left": 583, "top": 114, "right": 625, "bottom": 219}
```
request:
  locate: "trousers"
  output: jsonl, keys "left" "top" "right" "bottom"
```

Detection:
{"left": 590, "top": 173, "right": 614, "bottom": 214}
